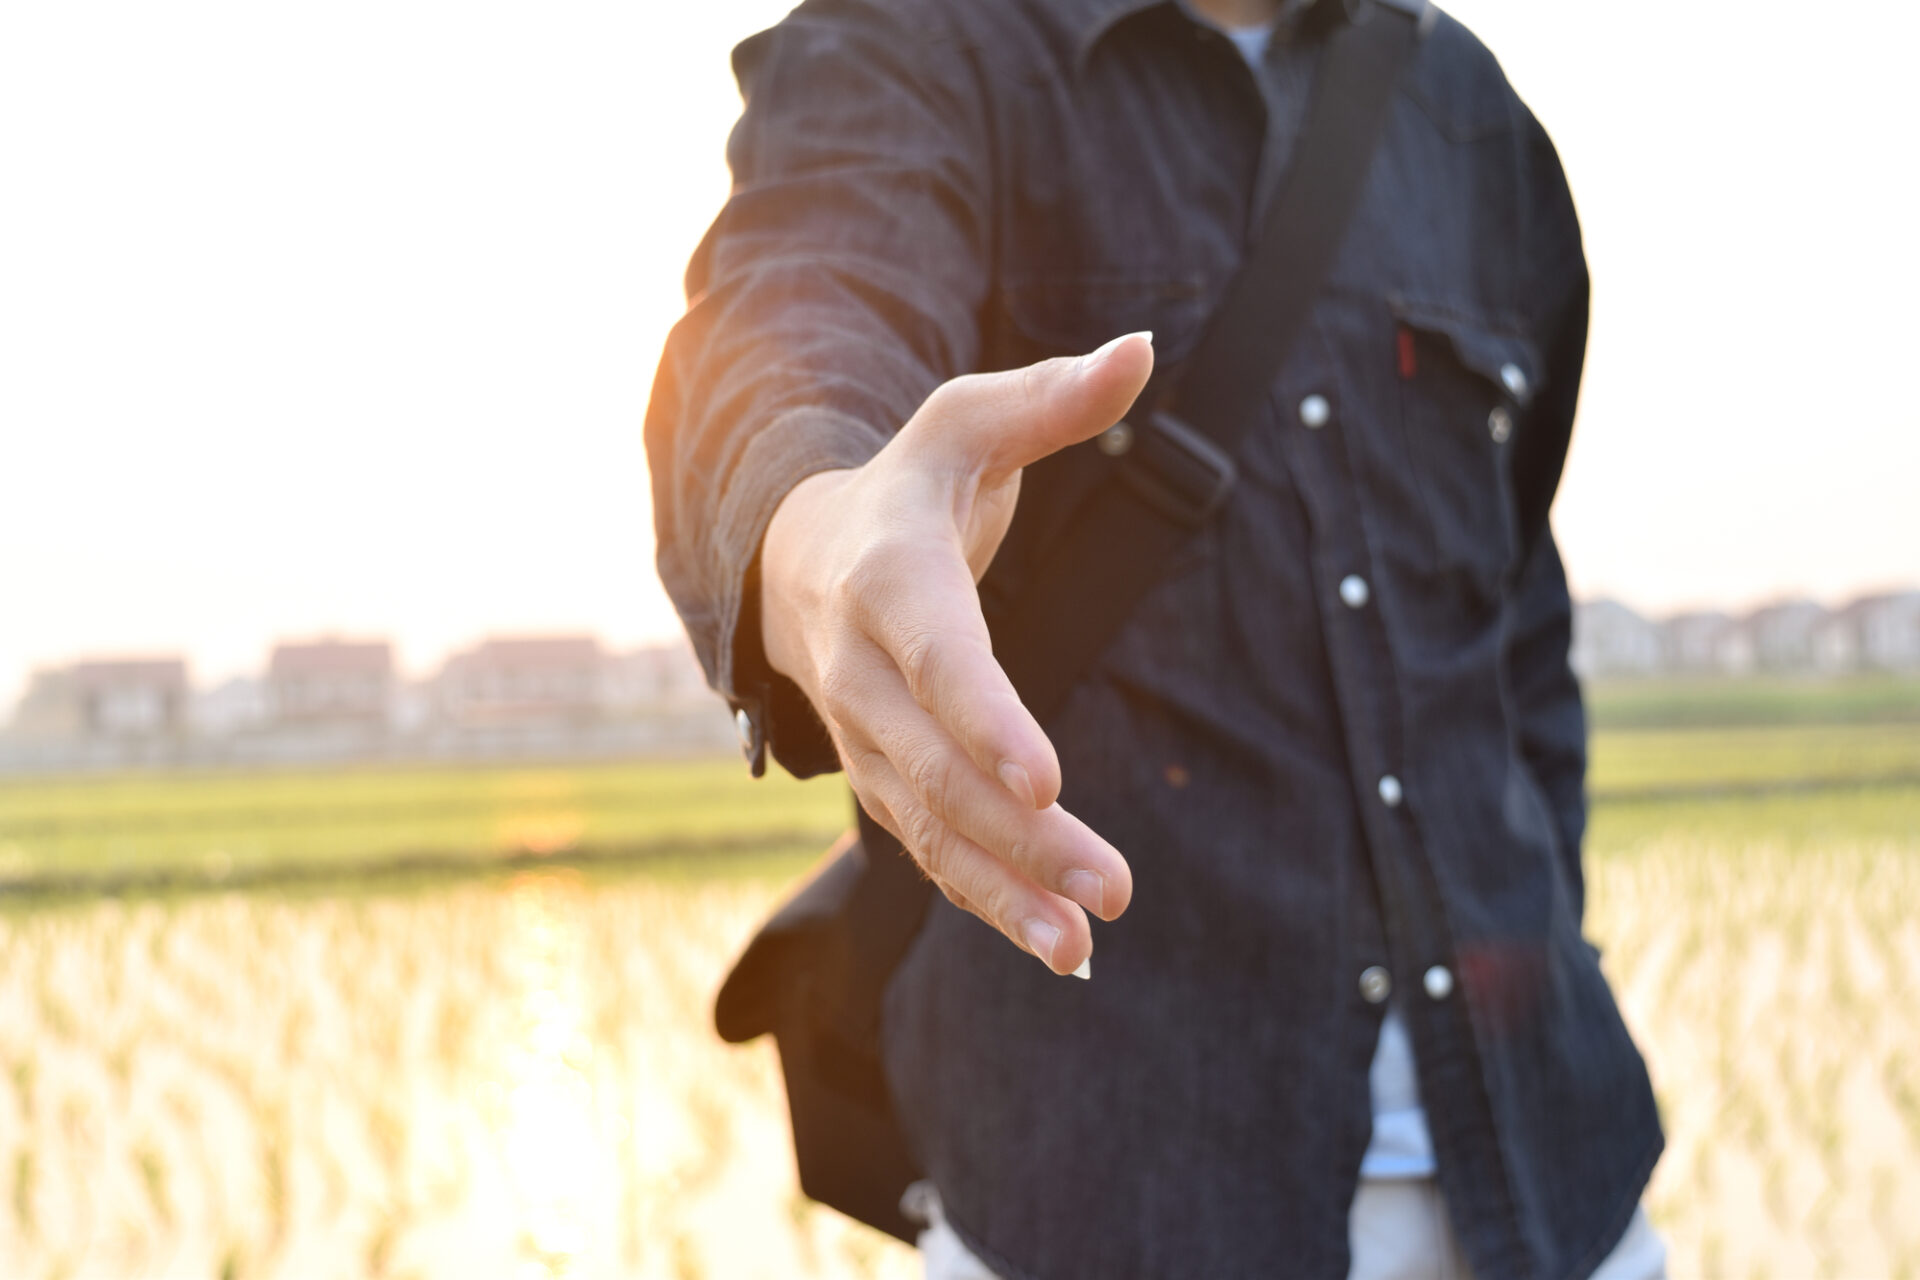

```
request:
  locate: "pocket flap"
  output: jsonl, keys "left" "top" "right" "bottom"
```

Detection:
{"left": 1390, "top": 298, "right": 1541, "bottom": 407}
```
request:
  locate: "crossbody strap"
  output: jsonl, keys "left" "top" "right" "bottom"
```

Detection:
{"left": 994, "top": 0, "right": 1426, "bottom": 717}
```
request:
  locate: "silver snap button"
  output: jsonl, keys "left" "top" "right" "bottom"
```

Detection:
{"left": 1359, "top": 966, "right": 1392, "bottom": 1004}
{"left": 1423, "top": 965, "right": 1454, "bottom": 1001}
{"left": 1339, "top": 575, "right": 1371, "bottom": 609}
{"left": 1299, "top": 394, "right": 1331, "bottom": 429}
{"left": 1488, "top": 405, "right": 1513, "bottom": 443}
{"left": 1377, "top": 775, "right": 1403, "bottom": 808}
{"left": 1097, "top": 421, "right": 1135, "bottom": 456}
{"left": 1500, "top": 363, "right": 1528, "bottom": 398}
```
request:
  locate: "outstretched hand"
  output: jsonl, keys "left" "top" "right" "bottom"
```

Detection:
{"left": 759, "top": 332, "right": 1155, "bottom": 977}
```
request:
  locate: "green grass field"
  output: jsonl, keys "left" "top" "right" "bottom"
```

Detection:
{"left": 0, "top": 758, "right": 847, "bottom": 888}
{"left": 1585, "top": 672, "right": 1920, "bottom": 729}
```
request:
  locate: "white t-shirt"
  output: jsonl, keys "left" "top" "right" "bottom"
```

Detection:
{"left": 1225, "top": 22, "right": 1276, "bottom": 67}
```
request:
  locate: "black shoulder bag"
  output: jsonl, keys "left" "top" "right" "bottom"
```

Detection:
{"left": 713, "top": 1, "right": 1427, "bottom": 1242}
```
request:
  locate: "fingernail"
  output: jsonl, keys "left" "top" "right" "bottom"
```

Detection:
{"left": 1072, "top": 957, "right": 1091, "bottom": 981}
{"left": 998, "top": 761, "right": 1037, "bottom": 809}
{"left": 1021, "top": 918, "right": 1062, "bottom": 969}
{"left": 1088, "top": 330, "right": 1153, "bottom": 366}
{"left": 1061, "top": 869, "right": 1104, "bottom": 916}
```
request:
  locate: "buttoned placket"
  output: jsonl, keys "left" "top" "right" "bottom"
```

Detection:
{"left": 1230, "top": 35, "right": 1412, "bottom": 1117}
{"left": 1270, "top": 353, "right": 1529, "bottom": 1276}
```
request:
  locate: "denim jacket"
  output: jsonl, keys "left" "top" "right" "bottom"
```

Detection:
{"left": 645, "top": 1, "right": 1664, "bottom": 1275}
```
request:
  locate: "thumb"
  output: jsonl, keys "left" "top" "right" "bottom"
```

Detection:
{"left": 911, "top": 331, "right": 1155, "bottom": 478}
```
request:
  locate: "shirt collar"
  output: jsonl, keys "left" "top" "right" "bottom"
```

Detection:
{"left": 1068, "top": 0, "right": 1328, "bottom": 71}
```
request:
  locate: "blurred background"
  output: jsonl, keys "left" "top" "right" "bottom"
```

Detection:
{"left": 1, "top": 0, "right": 1915, "bottom": 1276}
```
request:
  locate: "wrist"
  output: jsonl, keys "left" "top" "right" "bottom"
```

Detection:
{"left": 759, "top": 467, "right": 859, "bottom": 685}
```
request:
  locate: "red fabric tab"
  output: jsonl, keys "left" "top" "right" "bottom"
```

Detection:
{"left": 1396, "top": 326, "right": 1417, "bottom": 379}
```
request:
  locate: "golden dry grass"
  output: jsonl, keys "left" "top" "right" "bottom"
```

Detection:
{"left": 0, "top": 869, "right": 916, "bottom": 1280}
{"left": 1591, "top": 843, "right": 1920, "bottom": 1279}
{"left": 0, "top": 841, "right": 1915, "bottom": 1278}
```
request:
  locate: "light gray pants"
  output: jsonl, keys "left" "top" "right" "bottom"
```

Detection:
{"left": 908, "top": 1179, "right": 1668, "bottom": 1280}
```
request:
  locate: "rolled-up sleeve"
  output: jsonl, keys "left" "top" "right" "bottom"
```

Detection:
{"left": 643, "top": 0, "right": 991, "bottom": 777}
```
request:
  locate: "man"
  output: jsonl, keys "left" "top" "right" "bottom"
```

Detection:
{"left": 647, "top": 0, "right": 1667, "bottom": 1275}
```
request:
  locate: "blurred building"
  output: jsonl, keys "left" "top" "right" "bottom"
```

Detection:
{"left": 1857, "top": 590, "right": 1920, "bottom": 670}
{"left": 434, "top": 635, "right": 605, "bottom": 729}
{"left": 601, "top": 641, "right": 713, "bottom": 715}
{"left": 1810, "top": 590, "right": 1920, "bottom": 672}
{"left": 1662, "top": 611, "right": 1749, "bottom": 675}
{"left": 193, "top": 675, "right": 268, "bottom": 738}
{"left": 8, "top": 657, "right": 190, "bottom": 742}
{"left": 267, "top": 639, "right": 394, "bottom": 727}
{"left": 419, "top": 635, "right": 732, "bottom": 758}
{"left": 1571, "top": 599, "right": 1664, "bottom": 678}
{"left": 1747, "top": 599, "right": 1827, "bottom": 671}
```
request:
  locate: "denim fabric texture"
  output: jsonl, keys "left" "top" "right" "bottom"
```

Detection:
{"left": 644, "top": 0, "right": 1665, "bottom": 1276}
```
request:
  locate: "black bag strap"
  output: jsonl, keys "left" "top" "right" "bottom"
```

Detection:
{"left": 848, "top": 0, "right": 1426, "bottom": 1011}
{"left": 996, "top": 0, "right": 1425, "bottom": 714}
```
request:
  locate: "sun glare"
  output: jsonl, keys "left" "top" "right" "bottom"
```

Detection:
{"left": 494, "top": 870, "right": 605, "bottom": 1274}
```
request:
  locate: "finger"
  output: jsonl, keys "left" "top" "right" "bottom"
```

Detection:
{"left": 913, "top": 857, "right": 989, "bottom": 926}
{"left": 850, "top": 745, "right": 1093, "bottom": 977}
{"left": 829, "top": 654, "right": 1129, "bottom": 921}
{"left": 847, "top": 540, "right": 1062, "bottom": 810}
{"left": 853, "top": 773, "right": 995, "bottom": 932}
{"left": 853, "top": 784, "right": 980, "bottom": 922}
{"left": 906, "top": 331, "right": 1155, "bottom": 479}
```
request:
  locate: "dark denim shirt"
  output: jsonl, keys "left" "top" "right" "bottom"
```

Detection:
{"left": 645, "top": 0, "right": 1664, "bottom": 1276}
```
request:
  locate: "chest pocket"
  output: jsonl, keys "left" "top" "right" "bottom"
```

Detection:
{"left": 1392, "top": 299, "right": 1541, "bottom": 610}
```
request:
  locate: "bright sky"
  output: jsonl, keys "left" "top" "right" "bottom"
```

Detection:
{"left": 2, "top": 1, "right": 1915, "bottom": 706}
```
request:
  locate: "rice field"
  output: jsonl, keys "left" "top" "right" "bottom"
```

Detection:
{"left": 0, "top": 865, "right": 921, "bottom": 1280}
{"left": 1, "top": 681, "right": 1916, "bottom": 1277}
